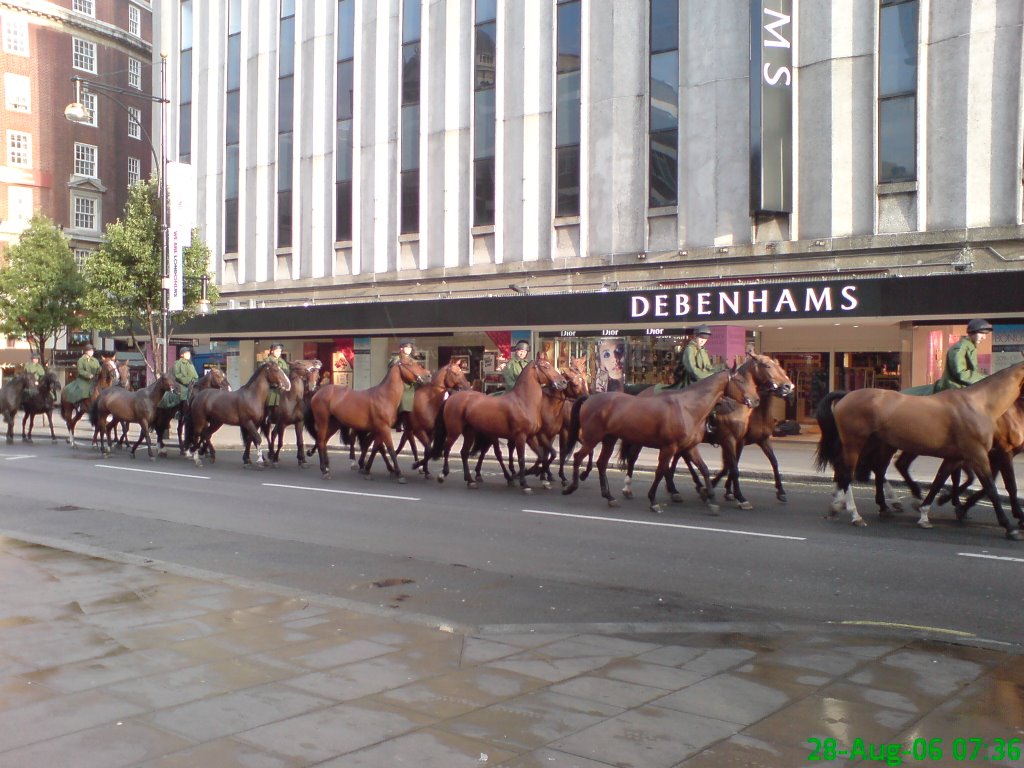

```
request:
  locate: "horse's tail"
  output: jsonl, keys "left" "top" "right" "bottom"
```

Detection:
{"left": 616, "top": 440, "right": 634, "bottom": 470}
{"left": 428, "top": 398, "right": 449, "bottom": 460}
{"left": 565, "top": 395, "right": 588, "bottom": 455}
{"left": 813, "top": 391, "right": 847, "bottom": 473}
{"left": 302, "top": 399, "right": 318, "bottom": 442}
{"left": 468, "top": 433, "right": 490, "bottom": 458}
{"left": 87, "top": 397, "right": 99, "bottom": 427}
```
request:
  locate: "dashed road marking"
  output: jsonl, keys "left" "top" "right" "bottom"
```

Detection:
{"left": 263, "top": 482, "right": 420, "bottom": 502}
{"left": 521, "top": 508, "right": 806, "bottom": 541}
{"left": 838, "top": 620, "right": 975, "bottom": 637}
{"left": 958, "top": 552, "right": 1024, "bottom": 564}
{"left": 94, "top": 465, "right": 210, "bottom": 480}
{"left": 3, "top": 455, "right": 34, "bottom": 461}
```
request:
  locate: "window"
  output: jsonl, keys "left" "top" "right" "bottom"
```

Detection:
{"left": 73, "top": 38, "right": 96, "bottom": 73}
{"left": 649, "top": 0, "right": 678, "bottom": 207}
{"left": 7, "top": 131, "right": 30, "bottom": 167}
{"left": 81, "top": 91, "right": 98, "bottom": 126}
{"left": 74, "top": 143, "right": 97, "bottom": 177}
{"left": 73, "top": 249, "right": 91, "bottom": 269}
{"left": 128, "top": 57, "right": 142, "bottom": 89}
{"left": 127, "top": 156, "right": 141, "bottom": 185}
{"left": 72, "top": 0, "right": 95, "bottom": 15}
{"left": 473, "top": 0, "right": 497, "bottom": 226}
{"left": 72, "top": 195, "right": 97, "bottom": 231}
{"left": 224, "top": 0, "right": 242, "bottom": 252}
{"left": 7, "top": 186, "right": 33, "bottom": 224}
{"left": 335, "top": 0, "right": 354, "bottom": 241}
{"left": 555, "top": 0, "right": 581, "bottom": 217}
{"left": 128, "top": 5, "right": 141, "bottom": 37}
{"left": 4, "top": 73, "right": 30, "bottom": 112}
{"left": 878, "top": 0, "right": 918, "bottom": 183}
{"left": 277, "top": 0, "right": 295, "bottom": 248}
{"left": 179, "top": 0, "right": 193, "bottom": 162}
{"left": 400, "top": 0, "right": 421, "bottom": 235}
{"left": 128, "top": 106, "right": 141, "bottom": 139}
{"left": 3, "top": 14, "right": 28, "bottom": 56}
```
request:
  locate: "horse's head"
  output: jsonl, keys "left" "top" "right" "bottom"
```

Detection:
{"left": 263, "top": 360, "right": 292, "bottom": 391}
{"left": 41, "top": 372, "right": 62, "bottom": 395}
{"left": 745, "top": 352, "right": 794, "bottom": 398}
{"left": 395, "top": 354, "right": 432, "bottom": 387}
{"left": 290, "top": 360, "right": 321, "bottom": 392}
{"left": 440, "top": 359, "right": 472, "bottom": 392}
{"left": 531, "top": 359, "right": 568, "bottom": 392}
{"left": 158, "top": 371, "right": 178, "bottom": 393}
{"left": 725, "top": 361, "right": 760, "bottom": 408}
{"left": 561, "top": 358, "right": 589, "bottom": 398}
{"left": 19, "top": 371, "right": 39, "bottom": 389}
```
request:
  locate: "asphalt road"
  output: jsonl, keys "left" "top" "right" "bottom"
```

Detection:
{"left": 2, "top": 435, "right": 1022, "bottom": 648}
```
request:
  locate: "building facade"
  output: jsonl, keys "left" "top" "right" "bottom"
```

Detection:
{"left": 165, "top": 1, "right": 1023, "bottom": 412}
{"left": 0, "top": 0, "right": 155, "bottom": 369}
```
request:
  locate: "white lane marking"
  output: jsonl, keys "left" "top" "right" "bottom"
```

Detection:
{"left": 94, "top": 465, "right": 210, "bottom": 480}
{"left": 958, "top": 552, "right": 1024, "bottom": 564}
{"left": 262, "top": 483, "right": 420, "bottom": 502}
{"left": 3, "top": 455, "right": 34, "bottom": 461}
{"left": 522, "top": 509, "right": 806, "bottom": 541}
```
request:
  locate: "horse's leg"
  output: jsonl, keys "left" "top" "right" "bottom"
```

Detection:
{"left": 460, "top": 430, "right": 477, "bottom": 488}
{"left": 969, "top": 463, "right": 1020, "bottom": 540}
{"left": 893, "top": 452, "right": 923, "bottom": 509}
{"left": 138, "top": 418, "right": 156, "bottom": 460}
{"left": 380, "top": 430, "right": 406, "bottom": 483}
{"left": 514, "top": 436, "right": 532, "bottom": 493}
{"left": 646, "top": 447, "right": 674, "bottom": 513}
{"left": 21, "top": 412, "right": 31, "bottom": 443}
{"left": 595, "top": 437, "right": 618, "bottom": 507}
{"left": 753, "top": 439, "right": 785, "bottom": 502}
{"left": 721, "top": 436, "right": 750, "bottom": 510}
{"left": 915, "top": 460, "right": 958, "bottom": 530}
{"left": 564, "top": 434, "right": 598, "bottom": 496}
{"left": 621, "top": 444, "right": 640, "bottom": 500}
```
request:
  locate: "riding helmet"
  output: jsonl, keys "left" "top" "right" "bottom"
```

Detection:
{"left": 399, "top": 338, "right": 414, "bottom": 347}
{"left": 514, "top": 340, "right": 530, "bottom": 351}
{"left": 179, "top": 346, "right": 192, "bottom": 356}
{"left": 966, "top": 319, "right": 992, "bottom": 334}
{"left": 83, "top": 343, "right": 95, "bottom": 351}
{"left": 270, "top": 343, "right": 284, "bottom": 352}
{"left": 694, "top": 325, "right": 712, "bottom": 338}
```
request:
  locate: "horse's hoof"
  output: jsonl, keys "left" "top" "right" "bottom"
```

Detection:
{"left": 853, "top": 518, "right": 868, "bottom": 528}
{"left": 437, "top": 476, "right": 445, "bottom": 484}
{"left": 777, "top": 492, "right": 787, "bottom": 503}
{"left": 1006, "top": 529, "right": 1022, "bottom": 541}
{"left": 917, "top": 520, "right": 933, "bottom": 529}
{"left": 705, "top": 504, "right": 720, "bottom": 516}
{"left": 362, "top": 473, "right": 372, "bottom": 481}
{"left": 607, "top": 499, "right": 619, "bottom": 508}
{"left": 738, "top": 501, "right": 753, "bottom": 511}
{"left": 350, "top": 461, "right": 359, "bottom": 470}
{"left": 397, "top": 476, "right": 407, "bottom": 485}
{"left": 541, "top": 481, "right": 551, "bottom": 490}
{"left": 910, "top": 498, "right": 923, "bottom": 510}
{"left": 622, "top": 490, "right": 633, "bottom": 500}
{"left": 724, "top": 492, "right": 735, "bottom": 502}
{"left": 954, "top": 505, "right": 969, "bottom": 522}
{"left": 650, "top": 504, "right": 663, "bottom": 514}
{"left": 467, "top": 481, "right": 478, "bottom": 489}
{"left": 671, "top": 493, "right": 684, "bottom": 503}
{"left": 322, "top": 472, "right": 332, "bottom": 480}
{"left": 149, "top": 455, "right": 157, "bottom": 463}
{"left": 522, "top": 486, "right": 532, "bottom": 495}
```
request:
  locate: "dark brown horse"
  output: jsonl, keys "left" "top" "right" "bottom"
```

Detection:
{"left": 186, "top": 361, "right": 292, "bottom": 468}
{"left": 1, "top": 371, "right": 39, "bottom": 444}
{"left": 152, "top": 367, "right": 231, "bottom": 456}
{"left": 427, "top": 359, "right": 568, "bottom": 492}
{"left": 305, "top": 354, "right": 431, "bottom": 481}
{"left": 60, "top": 358, "right": 119, "bottom": 448}
{"left": 814, "top": 361, "right": 1024, "bottom": 539}
{"left": 397, "top": 359, "right": 473, "bottom": 476}
{"left": 562, "top": 364, "right": 760, "bottom": 512}
{"left": 265, "top": 359, "right": 321, "bottom": 466}
{"left": 19, "top": 371, "right": 61, "bottom": 443}
{"left": 96, "top": 361, "right": 135, "bottom": 449}
{"left": 526, "top": 357, "right": 589, "bottom": 487}
{"left": 90, "top": 373, "right": 177, "bottom": 460}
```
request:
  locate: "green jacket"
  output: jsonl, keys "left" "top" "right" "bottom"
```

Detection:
{"left": 934, "top": 336, "right": 986, "bottom": 392}
{"left": 388, "top": 354, "right": 416, "bottom": 413}
{"left": 23, "top": 361, "right": 45, "bottom": 379}
{"left": 174, "top": 358, "right": 199, "bottom": 388}
{"left": 502, "top": 356, "right": 529, "bottom": 390}
{"left": 680, "top": 340, "right": 714, "bottom": 387}
{"left": 264, "top": 355, "right": 291, "bottom": 406}
{"left": 77, "top": 354, "right": 101, "bottom": 381}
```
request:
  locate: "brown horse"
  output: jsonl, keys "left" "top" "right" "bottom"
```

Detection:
{"left": 152, "top": 367, "right": 232, "bottom": 456}
{"left": 427, "top": 359, "right": 568, "bottom": 492}
{"left": 397, "top": 359, "right": 473, "bottom": 476}
{"left": 1, "top": 371, "right": 39, "bottom": 444}
{"left": 562, "top": 364, "right": 760, "bottom": 512}
{"left": 90, "top": 372, "right": 177, "bottom": 460}
{"left": 814, "top": 361, "right": 1024, "bottom": 539}
{"left": 525, "top": 357, "right": 589, "bottom": 486}
{"left": 20, "top": 371, "right": 62, "bottom": 443}
{"left": 265, "top": 359, "right": 321, "bottom": 466}
{"left": 304, "top": 354, "right": 431, "bottom": 481}
{"left": 96, "top": 361, "right": 135, "bottom": 449}
{"left": 186, "top": 361, "right": 292, "bottom": 468}
{"left": 60, "top": 358, "right": 119, "bottom": 448}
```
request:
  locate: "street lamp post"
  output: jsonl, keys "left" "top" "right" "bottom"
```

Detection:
{"left": 64, "top": 57, "right": 172, "bottom": 373}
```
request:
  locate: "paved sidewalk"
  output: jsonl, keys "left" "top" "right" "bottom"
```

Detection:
{"left": 0, "top": 535, "right": 1021, "bottom": 767}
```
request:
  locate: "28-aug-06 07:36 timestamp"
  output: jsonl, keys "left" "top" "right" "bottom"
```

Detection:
{"left": 807, "top": 736, "right": 1022, "bottom": 765}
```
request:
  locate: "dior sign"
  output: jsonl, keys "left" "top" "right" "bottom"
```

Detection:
{"left": 629, "top": 283, "right": 864, "bottom": 321}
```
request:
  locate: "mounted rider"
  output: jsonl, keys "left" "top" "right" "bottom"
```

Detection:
{"left": 680, "top": 325, "right": 716, "bottom": 387}
{"left": 501, "top": 340, "right": 531, "bottom": 390}
{"left": 388, "top": 339, "right": 418, "bottom": 423}
{"left": 22, "top": 351, "right": 45, "bottom": 400}
{"left": 160, "top": 346, "right": 199, "bottom": 410}
{"left": 935, "top": 319, "right": 991, "bottom": 391}
{"left": 64, "top": 344, "right": 101, "bottom": 404}
{"left": 262, "top": 343, "right": 290, "bottom": 427}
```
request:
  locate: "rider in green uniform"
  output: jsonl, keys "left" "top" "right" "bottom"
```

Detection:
{"left": 680, "top": 325, "right": 715, "bottom": 387}
{"left": 501, "top": 340, "right": 531, "bottom": 390}
{"left": 160, "top": 346, "right": 199, "bottom": 409}
{"left": 934, "top": 319, "right": 991, "bottom": 392}
{"left": 22, "top": 352, "right": 45, "bottom": 399}
{"left": 66, "top": 344, "right": 101, "bottom": 404}
{"left": 262, "top": 343, "right": 291, "bottom": 428}
{"left": 388, "top": 339, "right": 417, "bottom": 421}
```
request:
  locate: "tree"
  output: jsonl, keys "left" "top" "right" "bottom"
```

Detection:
{"left": 82, "top": 178, "right": 218, "bottom": 375}
{"left": 0, "top": 214, "right": 86, "bottom": 363}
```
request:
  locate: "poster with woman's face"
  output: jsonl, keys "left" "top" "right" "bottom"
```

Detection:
{"left": 594, "top": 338, "right": 625, "bottom": 392}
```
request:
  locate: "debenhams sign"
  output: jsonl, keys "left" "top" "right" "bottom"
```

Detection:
{"left": 628, "top": 280, "right": 878, "bottom": 322}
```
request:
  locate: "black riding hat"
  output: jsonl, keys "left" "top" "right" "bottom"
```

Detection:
{"left": 513, "top": 340, "right": 530, "bottom": 351}
{"left": 694, "top": 325, "right": 712, "bottom": 338}
{"left": 966, "top": 319, "right": 992, "bottom": 334}
{"left": 270, "top": 343, "right": 284, "bottom": 352}
{"left": 83, "top": 343, "right": 95, "bottom": 352}
{"left": 179, "top": 346, "right": 192, "bottom": 356}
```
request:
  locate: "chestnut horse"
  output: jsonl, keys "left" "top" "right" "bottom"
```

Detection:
{"left": 90, "top": 373, "right": 177, "bottom": 460}
{"left": 304, "top": 354, "right": 431, "bottom": 481}
{"left": 186, "top": 361, "right": 292, "bottom": 468}
{"left": 562, "top": 364, "right": 760, "bottom": 512}
{"left": 527, "top": 357, "right": 589, "bottom": 486}
{"left": 397, "top": 359, "right": 473, "bottom": 476}
{"left": 152, "top": 367, "right": 231, "bottom": 456}
{"left": 427, "top": 359, "right": 568, "bottom": 492}
{"left": 814, "top": 360, "right": 1024, "bottom": 539}
{"left": 1, "top": 372, "right": 39, "bottom": 444}
{"left": 265, "top": 359, "right": 321, "bottom": 466}
{"left": 20, "top": 371, "right": 62, "bottom": 443}
{"left": 60, "top": 358, "right": 119, "bottom": 448}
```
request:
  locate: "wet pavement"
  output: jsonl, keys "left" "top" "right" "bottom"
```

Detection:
{"left": 0, "top": 533, "right": 1021, "bottom": 767}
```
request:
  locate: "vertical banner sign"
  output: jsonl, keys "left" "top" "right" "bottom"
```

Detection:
{"left": 750, "top": 0, "right": 793, "bottom": 213}
{"left": 165, "top": 162, "right": 196, "bottom": 312}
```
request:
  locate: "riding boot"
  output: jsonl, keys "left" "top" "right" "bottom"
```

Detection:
{"left": 705, "top": 407, "right": 719, "bottom": 444}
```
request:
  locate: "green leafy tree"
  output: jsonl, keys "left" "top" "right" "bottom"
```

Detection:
{"left": 0, "top": 214, "right": 86, "bottom": 363}
{"left": 83, "top": 178, "right": 218, "bottom": 374}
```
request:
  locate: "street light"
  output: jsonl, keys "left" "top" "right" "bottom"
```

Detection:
{"left": 64, "top": 59, "right": 172, "bottom": 373}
